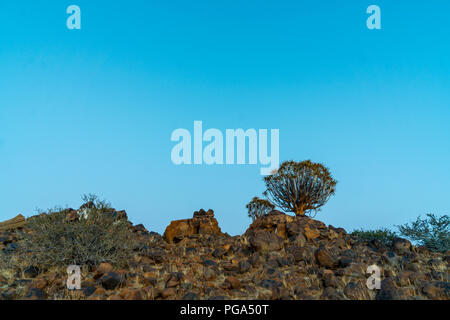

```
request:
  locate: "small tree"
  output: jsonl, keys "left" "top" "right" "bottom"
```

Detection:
{"left": 263, "top": 160, "right": 337, "bottom": 216}
{"left": 397, "top": 213, "right": 449, "bottom": 252}
{"left": 246, "top": 197, "right": 275, "bottom": 221}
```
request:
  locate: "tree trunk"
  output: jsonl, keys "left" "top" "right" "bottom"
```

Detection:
{"left": 295, "top": 205, "right": 305, "bottom": 216}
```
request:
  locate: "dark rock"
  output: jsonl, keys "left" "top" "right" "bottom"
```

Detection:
{"left": 203, "top": 268, "right": 217, "bottom": 281}
{"left": 238, "top": 260, "right": 251, "bottom": 273}
{"left": 82, "top": 286, "right": 97, "bottom": 297}
{"left": 0, "top": 232, "right": 13, "bottom": 245}
{"left": 376, "top": 278, "right": 402, "bottom": 300}
{"left": 23, "top": 266, "right": 39, "bottom": 278}
{"left": 182, "top": 292, "right": 199, "bottom": 300}
{"left": 24, "top": 288, "right": 46, "bottom": 300}
{"left": 146, "top": 248, "right": 165, "bottom": 263}
{"left": 249, "top": 253, "right": 265, "bottom": 267}
{"left": 208, "top": 295, "right": 227, "bottom": 300}
{"left": 185, "top": 247, "right": 197, "bottom": 254}
{"left": 322, "top": 287, "right": 345, "bottom": 300}
{"left": 382, "top": 251, "right": 399, "bottom": 265}
{"left": 248, "top": 230, "right": 284, "bottom": 252}
{"left": 392, "top": 237, "right": 412, "bottom": 254}
{"left": 344, "top": 281, "right": 371, "bottom": 300}
{"left": 166, "top": 272, "right": 184, "bottom": 288}
{"left": 212, "top": 247, "right": 227, "bottom": 258}
{"left": 338, "top": 257, "right": 353, "bottom": 268}
{"left": 259, "top": 279, "right": 281, "bottom": 290}
{"left": 4, "top": 242, "right": 19, "bottom": 254}
{"left": 133, "top": 224, "right": 148, "bottom": 234}
{"left": 101, "top": 272, "right": 123, "bottom": 290}
{"left": 287, "top": 246, "right": 313, "bottom": 263}
{"left": 202, "top": 259, "right": 218, "bottom": 268}
{"left": 1, "top": 288, "right": 16, "bottom": 300}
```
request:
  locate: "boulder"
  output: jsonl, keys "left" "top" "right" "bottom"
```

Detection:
{"left": 101, "top": 272, "right": 123, "bottom": 290}
{"left": 120, "top": 288, "right": 144, "bottom": 300}
{"left": 182, "top": 292, "right": 199, "bottom": 300}
{"left": 248, "top": 230, "right": 284, "bottom": 252}
{"left": 223, "top": 276, "right": 242, "bottom": 290}
{"left": 392, "top": 238, "right": 412, "bottom": 254}
{"left": 246, "top": 210, "right": 295, "bottom": 239}
{"left": 238, "top": 260, "right": 251, "bottom": 274}
{"left": 245, "top": 211, "right": 331, "bottom": 244}
{"left": 315, "top": 247, "right": 338, "bottom": 269}
{"left": 23, "top": 266, "right": 40, "bottom": 278}
{"left": 24, "top": 288, "right": 46, "bottom": 300}
{"left": 166, "top": 272, "right": 184, "bottom": 288}
{"left": 163, "top": 209, "right": 222, "bottom": 243}
{"left": 376, "top": 278, "right": 403, "bottom": 300}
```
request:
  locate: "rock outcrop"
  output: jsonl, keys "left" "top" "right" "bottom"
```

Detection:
{"left": 0, "top": 214, "right": 26, "bottom": 231}
{"left": 163, "top": 209, "right": 222, "bottom": 243}
{"left": 0, "top": 208, "right": 448, "bottom": 300}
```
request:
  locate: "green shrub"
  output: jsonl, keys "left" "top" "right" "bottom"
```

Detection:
{"left": 351, "top": 228, "right": 398, "bottom": 247}
{"left": 397, "top": 213, "right": 449, "bottom": 252}
{"left": 246, "top": 197, "right": 275, "bottom": 221}
{"left": 14, "top": 196, "right": 137, "bottom": 269}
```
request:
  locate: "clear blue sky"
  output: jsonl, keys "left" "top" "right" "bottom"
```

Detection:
{"left": 1, "top": 1, "right": 449, "bottom": 235}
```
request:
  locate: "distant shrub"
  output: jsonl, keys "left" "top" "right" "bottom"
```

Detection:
{"left": 351, "top": 228, "right": 398, "bottom": 247}
{"left": 397, "top": 213, "right": 449, "bottom": 252}
{"left": 14, "top": 196, "right": 137, "bottom": 269}
{"left": 246, "top": 197, "right": 275, "bottom": 221}
{"left": 263, "top": 160, "right": 337, "bottom": 217}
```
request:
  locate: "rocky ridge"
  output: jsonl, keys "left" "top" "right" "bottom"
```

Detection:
{"left": 0, "top": 208, "right": 448, "bottom": 300}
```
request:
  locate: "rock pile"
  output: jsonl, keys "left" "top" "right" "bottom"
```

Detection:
{"left": 163, "top": 209, "right": 222, "bottom": 243}
{"left": 0, "top": 209, "right": 448, "bottom": 300}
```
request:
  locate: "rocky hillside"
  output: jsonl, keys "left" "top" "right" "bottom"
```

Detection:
{"left": 0, "top": 208, "right": 448, "bottom": 300}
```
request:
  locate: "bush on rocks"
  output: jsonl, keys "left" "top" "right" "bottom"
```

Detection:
{"left": 12, "top": 196, "right": 137, "bottom": 269}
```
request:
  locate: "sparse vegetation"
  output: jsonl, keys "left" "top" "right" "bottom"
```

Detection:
{"left": 263, "top": 160, "right": 337, "bottom": 217}
{"left": 351, "top": 228, "right": 398, "bottom": 247}
{"left": 397, "top": 213, "right": 449, "bottom": 252}
{"left": 11, "top": 195, "right": 137, "bottom": 269}
{"left": 246, "top": 197, "right": 275, "bottom": 221}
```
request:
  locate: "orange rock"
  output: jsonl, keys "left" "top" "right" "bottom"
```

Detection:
{"left": 304, "top": 226, "right": 320, "bottom": 240}
{"left": 224, "top": 276, "right": 242, "bottom": 290}
{"left": 31, "top": 278, "right": 48, "bottom": 290}
{"left": 93, "top": 287, "right": 106, "bottom": 295}
{"left": 120, "top": 288, "right": 143, "bottom": 300}
{"left": 245, "top": 211, "right": 295, "bottom": 239}
{"left": 143, "top": 272, "right": 158, "bottom": 279}
{"left": 163, "top": 209, "right": 222, "bottom": 243}
{"left": 161, "top": 287, "right": 176, "bottom": 299}
{"left": 97, "top": 262, "right": 114, "bottom": 274}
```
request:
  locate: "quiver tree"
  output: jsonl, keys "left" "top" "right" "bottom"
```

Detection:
{"left": 263, "top": 160, "right": 337, "bottom": 217}
{"left": 246, "top": 197, "right": 275, "bottom": 221}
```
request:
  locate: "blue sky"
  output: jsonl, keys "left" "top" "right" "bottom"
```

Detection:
{"left": 0, "top": 1, "right": 449, "bottom": 235}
